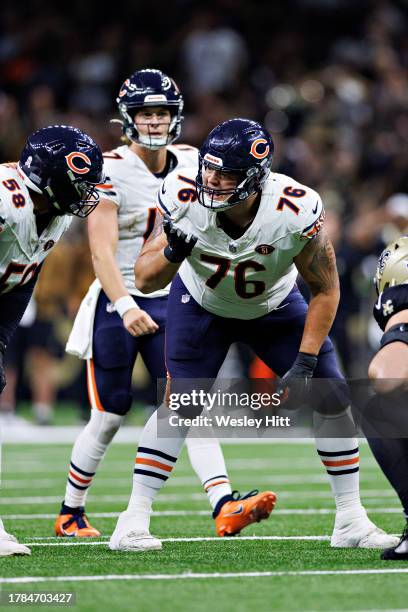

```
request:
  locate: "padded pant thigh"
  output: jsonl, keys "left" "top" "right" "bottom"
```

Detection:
{"left": 93, "top": 325, "right": 131, "bottom": 370}
{"left": 91, "top": 325, "right": 134, "bottom": 415}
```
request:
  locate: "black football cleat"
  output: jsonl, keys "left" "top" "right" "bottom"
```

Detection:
{"left": 381, "top": 523, "right": 408, "bottom": 560}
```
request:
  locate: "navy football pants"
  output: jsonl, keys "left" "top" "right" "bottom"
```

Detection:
{"left": 166, "top": 275, "right": 343, "bottom": 380}
{"left": 89, "top": 291, "right": 167, "bottom": 415}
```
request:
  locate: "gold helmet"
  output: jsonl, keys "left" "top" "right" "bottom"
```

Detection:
{"left": 375, "top": 236, "right": 408, "bottom": 294}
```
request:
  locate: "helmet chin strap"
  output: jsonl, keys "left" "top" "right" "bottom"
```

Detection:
{"left": 43, "top": 186, "right": 65, "bottom": 215}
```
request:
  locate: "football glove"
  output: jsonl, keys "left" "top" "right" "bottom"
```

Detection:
{"left": 0, "top": 341, "right": 7, "bottom": 394}
{"left": 163, "top": 214, "right": 197, "bottom": 264}
{"left": 276, "top": 352, "right": 318, "bottom": 406}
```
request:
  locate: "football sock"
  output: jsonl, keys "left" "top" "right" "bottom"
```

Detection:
{"left": 366, "top": 437, "right": 408, "bottom": 518}
{"left": 0, "top": 517, "right": 6, "bottom": 535}
{"left": 63, "top": 409, "right": 124, "bottom": 509}
{"left": 314, "top": 410, "right": 362, "bottom": 514}
{"left": 128, "top": 406, "right": 188, "bottom": 522}
{"left": 186, "top": 431, "right": 232, "bottom": 510}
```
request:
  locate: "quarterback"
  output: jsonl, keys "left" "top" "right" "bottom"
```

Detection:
{"left": 109, "top": 118, "right": 399, "bottom": 552}
{"left": 56, "top": 71, "right": 273, "bottom": 545}
{"left": 0, "top": 125, "right": 104, "bottom": 556}
{"left": 367, "top": 237, "right": 408, "bottom": 560}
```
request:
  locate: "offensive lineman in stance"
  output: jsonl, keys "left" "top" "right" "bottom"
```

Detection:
{"left": 56, "top": 71, "right": 273, "bottom": 547}
{"left": 109, "top": 118, "right": 398, "bottom": 551}
{"left": 0, "top": 125, "right": 104, "bottom": 556}
{"left": 367, "top": 237, "right": 408, "bottom": 560}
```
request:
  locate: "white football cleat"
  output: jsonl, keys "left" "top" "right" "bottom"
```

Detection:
{"left": 0, "top": 532, "right": 31, "bottom": 556}
{"left": 109, "top": 511, "right": 162, "bottom": 552}
{"left": 331, "top": 509, "right": 400, "bottom": 549}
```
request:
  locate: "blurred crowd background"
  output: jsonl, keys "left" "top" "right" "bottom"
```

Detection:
{"left": 0, "top": 0, "right": 407, "bottom": 424}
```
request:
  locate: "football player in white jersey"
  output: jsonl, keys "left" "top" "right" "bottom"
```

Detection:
{"left": 55, "top": 71, "right": 274, "bottom": 545}
{"left": 0, "top": 124, "right": 104, "bottom": 556}
{"left": 109, "top": 118, "right": 399, "bottom": 551}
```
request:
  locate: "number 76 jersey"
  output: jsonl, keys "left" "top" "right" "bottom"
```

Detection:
{"left": 157, "top": 167, "right": 325, "bottom": 319}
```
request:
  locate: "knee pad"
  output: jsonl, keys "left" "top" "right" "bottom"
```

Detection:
{"left": 105, "top": 390, "right": 133, "bottom": 416}
{"left": 88, "top": 409, "right": 124, "bottom": 445}
{"left": 93, "top": 326, "right": 130, "bottom": 369}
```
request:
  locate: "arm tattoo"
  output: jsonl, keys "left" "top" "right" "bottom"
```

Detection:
{"left": 295, "top": 230, "right": 339, "bottom": 295}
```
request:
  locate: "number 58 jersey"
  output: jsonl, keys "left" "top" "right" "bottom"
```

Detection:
{"left": 0, "top": 164, "right": 71, "bottom": 294}
{"left": 157, "top": 167, "right": 325, "bottom": 319}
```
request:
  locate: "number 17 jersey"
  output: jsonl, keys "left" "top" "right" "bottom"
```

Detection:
{"left": 157, "top": 167, "right": 325, "bottom": 319}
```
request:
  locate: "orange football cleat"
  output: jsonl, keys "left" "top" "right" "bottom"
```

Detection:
{"left": 215, "top": 489, "right": 277, "bottom": 537}
{"left": 55, "top": 511, "right": 101, "bottom": 538}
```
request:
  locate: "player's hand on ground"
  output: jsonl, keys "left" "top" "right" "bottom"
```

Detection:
{"left": 0, "top": 341, "right": 6, "bottom": 394}
{"left": 163, "top": 214, "right": 198, "bottom": 263}
{"left": 276, "top": 352, "right": 318, "bottom": 407}
{"left": 123, "top": 308, "right": 159, "bottom": 337}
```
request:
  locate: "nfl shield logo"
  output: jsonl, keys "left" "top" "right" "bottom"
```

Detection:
{"left": 181, "top": 294, "right": 191, "bottom": 304}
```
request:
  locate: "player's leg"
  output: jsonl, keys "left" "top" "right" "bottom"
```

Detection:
{"left": 0, "top": 516, "right": 30, "bottom": 557}
{"left": 251, "top": 285, "right": 398, "bottom": 549}
{"left": 27, "top": 318, "right": 60, "bottom": 425}
{"left": 109, "top": 277, "right": 230, "bottom": 550}
{"left": 109, "top": 276, "right": 276, "bottom": 550}
{"left": 137, "top": 296, "right": 233, "bottom": 515}
{"left": 360, "top": 388, "right": 408, "bottom": 560}
{"left": 55, "top": 291, "right": 137, "bottom": 537}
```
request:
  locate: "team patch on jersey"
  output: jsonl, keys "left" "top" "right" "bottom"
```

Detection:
{"left": 255, "top": 244, "right": 275, "bottom": 255}
{"left": 301, "top": 209, "right": 325, "bottom": 240}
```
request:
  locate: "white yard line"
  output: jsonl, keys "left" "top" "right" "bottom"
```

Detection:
{"left": 24, "top": 536, "right": 333, "bottom": 546}
{"left": 0, "top": 489, "right": 399, "bottom": 505}
{"left": 0, "top": 507, "right": 403, "bottom": 521}
{"left": 0, "top": 481, "right": 394, "bottom": 499}
{"left": 1, "top": 568, "right": 408, "bottom": 585}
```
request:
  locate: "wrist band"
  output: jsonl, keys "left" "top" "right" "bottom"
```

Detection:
{"left": 114, "top": 295, "right": 138, "bottom": 318}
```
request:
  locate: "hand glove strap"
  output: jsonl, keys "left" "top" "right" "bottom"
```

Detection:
{"left": 164, "top": 245, "right": 184, "bottom": 264}
{"left": 295, "top": 351, "right": 318, "bottom": 373}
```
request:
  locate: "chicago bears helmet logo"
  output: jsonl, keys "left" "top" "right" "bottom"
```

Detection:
{"left": 65, "top": 152, "right": 92, "bottom": 175}
{"left": 118, "top": 79, "right": 130, "bottom": 97}
{"left": 250, "top": 138, "right": 270, "bottom": 160}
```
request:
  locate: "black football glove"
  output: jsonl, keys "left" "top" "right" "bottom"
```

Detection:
{"left": 163, "top": 214, "right": 198, "bottom": 264}
{"left": 276, "top": 352, "right": 318, "bottom": 406}
{"left": 0, "top": 341, "right": 7, "bottom": 394}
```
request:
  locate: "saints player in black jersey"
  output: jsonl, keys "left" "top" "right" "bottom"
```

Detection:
{"left": 368, "top": 236, "right": 408, "bottom": 560}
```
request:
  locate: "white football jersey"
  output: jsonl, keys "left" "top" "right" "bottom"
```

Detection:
{"left": 157, "top": 167, "right": 325, "bottom": 319}
{"left": 96, "top": 144, "right": 198, "bottom": 298}
{"left": 0, "top": 163, "right": 71, "bottom": 294}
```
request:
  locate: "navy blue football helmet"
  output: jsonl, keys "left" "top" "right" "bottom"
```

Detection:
{"left": 116, "top": 69, "right": 184, "bottom": 150}
{"left": 196, "top": 118, "right": 274, "bottom": 211}
{"left": 19, "top": 125, "right": 104, "bottom": 218}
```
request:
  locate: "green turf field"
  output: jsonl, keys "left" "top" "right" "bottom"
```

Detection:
{"left": 1, "top": 441, "right": 407, "bottom": 612}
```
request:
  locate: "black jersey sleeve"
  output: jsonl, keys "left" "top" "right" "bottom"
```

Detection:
{"left": 373, "top": 285, "right": 408, "bottom": 331}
